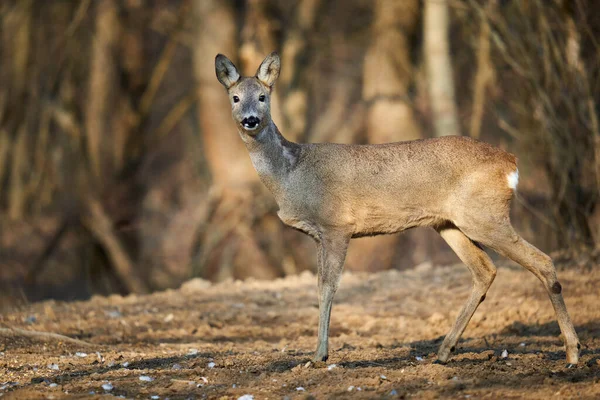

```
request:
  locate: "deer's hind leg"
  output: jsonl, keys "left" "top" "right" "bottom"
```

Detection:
{"left": 459, "top": 216, "right": 580, "bottom": 365}
{"left": 436, "top": 225, "right": 497, "bottom": 363}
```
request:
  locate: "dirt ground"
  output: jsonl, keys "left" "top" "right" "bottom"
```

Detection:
{"left": 1, "top": 260, "right": 600, "bottom": 399}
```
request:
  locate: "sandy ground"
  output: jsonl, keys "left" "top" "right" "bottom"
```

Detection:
{"left": 1, "top": 261, "right": 600, "bottom": 399}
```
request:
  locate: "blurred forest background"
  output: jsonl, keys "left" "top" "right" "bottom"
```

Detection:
{"left": 0, "top": 0, "right": 598, "bottom": 306}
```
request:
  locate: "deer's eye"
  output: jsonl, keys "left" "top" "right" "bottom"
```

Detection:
{"left": 232, "top": 96, "right": 240, "bottom": 103}
{"left": 259, "top": 95, "right": 266, "bottom": 102}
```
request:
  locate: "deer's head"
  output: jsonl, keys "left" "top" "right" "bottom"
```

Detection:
{"left": 215, "top": 52, "right": 280, "bottom": 135}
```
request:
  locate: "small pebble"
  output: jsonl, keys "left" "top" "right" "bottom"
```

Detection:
{"left": 501, "top": 350, "right": 509, "bottom": 359}
{"left": 208, "top": 362, "right": 216, "bottom": 368}
{"left": 347, "top": 386, "right": 355, "bottom": 392}
{"left": 75, "top": 352, "right": 87, "bottom": 358}
{"left": 48, "top": 364, "right": 59, "bottom": 371}
{"left": 188, "top": 348, "right": 199, "bottom": 356}
{"left": 172, "top": 363, "right": 182, "bottom": 370}
{"left": 327, "top": 364, "right": 337, "bottom": 371}
{"left": 106, "top": 310, "right": 122, "bottom": 318}
{"left": 380, "top": 375, "right": 387, "bottom": 380}
{"left": 48, "top": 383, "right": 57, "bottom": 388}
{"left": 139, "top": 376, "right": 154, "bottom": 382}
{"left": 296, "top": 387, "right": 305, "bottom": 391}
{"left": 102, "top": 383, "right": 114, "bottom": 392}
{"left": 237, "top": 395, "right": 254, "bottom": 400}
{"left": 151, "top": 396, "right": 160, "bottom": 400}
{"left": 520, "top": 343, "right": 526, "bottom": 347}
{"left": 0, "top": 382, "right": 17, "bottom": 391}
{"left": 390, "top": 389, "right": 398, "bottom": 396}
{"left": 415, "top": 356, "right": 424, "bottom": 361}
{"left": 122, "top": 362, "right": 130, "bottom": 367}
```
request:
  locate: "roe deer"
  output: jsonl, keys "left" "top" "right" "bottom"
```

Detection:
{"left": 215, "top": 52, "right": 580, "bottom": 365}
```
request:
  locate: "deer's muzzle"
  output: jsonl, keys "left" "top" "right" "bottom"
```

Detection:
{"left": 242, "top": 116, "right": 260, "bottom": 130}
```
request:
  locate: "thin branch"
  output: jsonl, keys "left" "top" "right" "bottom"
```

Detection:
{"left": 0, "top": 327, "right": 94, "bottom": 348}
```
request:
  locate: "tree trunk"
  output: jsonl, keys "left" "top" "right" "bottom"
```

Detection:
{"left": 2, "top": 0, "right": 33, "bottom": 218}
{"left": 309, "top": 1, "right": 368, "bottom": 144}
{"left": 193, "top": 0, "right": 256, "bottom": 187}
{"left": 192, "top": 0, "right": 279, "bottom": 281}
{"left": 85, "top": 0, "right": 120, "bottom": 182}
{"left": 278, "top": 0, "right": 322, "bottom": 141}
{"left": 424, "top": 0, "right": 460, "bottom": 137}
{"left": 363, "top": 0, "right": 422, "bottom": 143}
{"left": 469, "top": 0, "right": 496, "bottom": 139}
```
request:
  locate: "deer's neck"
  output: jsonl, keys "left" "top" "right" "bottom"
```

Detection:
{"left": 241, "top": 121, "right": 301, "bottom": 195}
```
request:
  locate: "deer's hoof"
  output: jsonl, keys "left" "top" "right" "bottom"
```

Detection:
{"left": 566, "top": 347, "right": 579, "bottom": 366}
{"left": 436, "top": 349, "right": 451, "bottom": 364}
{"left": 312, "top": 350, "right": 329, "bottom": 363}
{"left": 433, "top": 359, "right": 446, "bottom": 365}
{"left": 565, "top": 363, "right": 577, "bottom": 369}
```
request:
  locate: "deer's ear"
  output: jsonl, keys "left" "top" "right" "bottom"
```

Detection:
{"left": 256, "top": 52, "right": 280, "bottom": 88}
{"left": 215, "top": 54, "right": 240, "bottom": 89}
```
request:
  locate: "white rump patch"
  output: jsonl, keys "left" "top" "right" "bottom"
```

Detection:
{"left": 507, "top": 169, "right": 519, "bottom": 190}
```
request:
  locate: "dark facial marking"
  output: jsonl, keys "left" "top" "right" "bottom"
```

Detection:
{"left": 551, "top": 281, "right": 562, "bottom": 294}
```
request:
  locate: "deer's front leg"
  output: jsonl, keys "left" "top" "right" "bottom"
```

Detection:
{"left": 314, "top": 231, "right": 350, "bottom": 362}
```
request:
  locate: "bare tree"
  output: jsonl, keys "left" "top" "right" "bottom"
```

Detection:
{"left": 473, "top": 0, "right": 599, "bottom": 247}
{"left": 424, "top": 0, "right": 460, "bottom": 137}
{"left": 363, "top": 0, "right": 422, "bottom": 143}
{"left": 278, "top": 0, "right": 322, "bottom": 141}
{"left": 469, "top": 0, "right": 496, "bottom": 139}
{"left": 85, "top": 0, "right": 120, "bottom": 181}
{"left": 192, "top": 0, "right": 279, "bottom": 281}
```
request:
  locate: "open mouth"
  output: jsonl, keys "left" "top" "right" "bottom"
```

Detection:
{"left": 243, "top": 121, "right": 259, "bottom": 130}
{"left": 241, "top": 116, "right": 260, "bottom": 131}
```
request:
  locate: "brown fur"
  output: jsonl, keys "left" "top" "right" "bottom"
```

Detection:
{"left": 215, "top": 52, "right": 580, "bottom": 365}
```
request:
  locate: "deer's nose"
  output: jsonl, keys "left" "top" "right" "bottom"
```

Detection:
{"left": 241, "top": 116, "right": 260, "bottom": 130}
